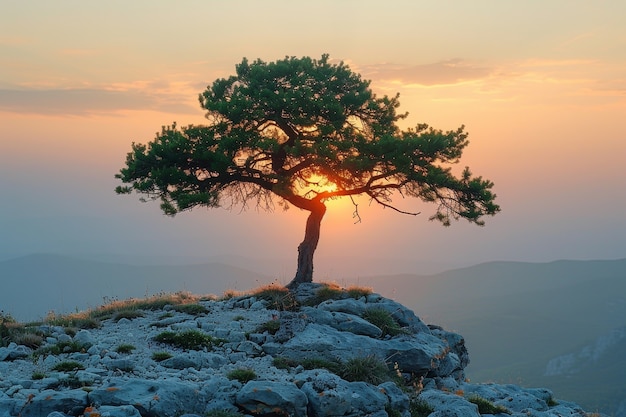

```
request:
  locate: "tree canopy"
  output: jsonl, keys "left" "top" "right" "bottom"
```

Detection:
{"left": 116, "top": 55, "right": 500, "bottom": 287}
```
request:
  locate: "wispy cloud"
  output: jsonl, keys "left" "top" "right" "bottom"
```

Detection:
{"left": 0, "top": 82, "right": 200, "bottom": 116}
{"left": 357, "top": 59, "right": 494, "bottom": 86}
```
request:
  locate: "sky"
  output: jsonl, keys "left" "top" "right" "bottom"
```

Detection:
{"left": 1, "top": 1, "right": 625, "bottom": 279}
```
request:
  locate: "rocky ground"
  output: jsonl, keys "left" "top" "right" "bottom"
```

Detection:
{"left": 0, "top": 283, "right": 599, "bottom": 417}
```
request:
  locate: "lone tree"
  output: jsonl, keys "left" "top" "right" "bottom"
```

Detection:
{"left": 116, "top": 55, "right": 499, "bottom": 288}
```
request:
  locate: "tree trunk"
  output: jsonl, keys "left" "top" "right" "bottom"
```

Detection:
{"left": 287, "top": 201, "right": 327, "bottom": 288}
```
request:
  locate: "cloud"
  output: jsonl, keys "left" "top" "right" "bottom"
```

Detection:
{"left": 0, "top": 86, "right": 199, "bottom": 116}
{"left": 358, "top": 59, "right": 494, "bottom": 86}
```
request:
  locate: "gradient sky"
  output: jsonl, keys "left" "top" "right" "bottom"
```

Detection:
{"left": 1, "top": 1, "right": 625, "bottom": 278}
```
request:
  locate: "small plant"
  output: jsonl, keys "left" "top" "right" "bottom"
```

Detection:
{"left": 312, "top": 283, "right": 345, "bottom": 303}
{"left": 301, "top": 357, "right": 342, "bottom": 373}
{"left": 346, "top": 285, "right": 373, "bottom": 299}
{"left": 253, "top": 285, "right": 297, "bottom": 311}
{"left": 113, "top": 309, "right": 145, "bottom": 322}
{"left": 52, "top": 360, "right": 85, "bottom": 372}
{"left": 467, "top": 395, "right": 511, "bottom": 415}
{"left": 362, "top": 308, "right": 407, "bottom": 337}
{"left": 173, "top": 304, "right": 207, "bottom": 315}
{"left": 37, "top": 339, "right": 89, "bottom": 356}
{"left": 12, "top": 330, "right": 44, "bottom": 349}
{"left": 409, "top": 399, "right": 434, "bottom": 417}
{"left": 115, "top": 344, "right": 136, "bottom": 354}
{"left": 32, "top": 371, "right": 46, "bottom": 380}
{"left": 151, "top": 351, "right": 173, "bottom": 362}
{"left": 227, "top": 368, "right": 257, "bottom": 383}
{"left": 153, "top": 330, "right": 221, "bottom": 350}
{"left": 546, "top": 396, "right": 558, "bottom": 407}
{"left": 339, "top": 355, "right": 391, "bottom": 385}
{"left": 256, "top": 320, "right": 280, "bottom": 335}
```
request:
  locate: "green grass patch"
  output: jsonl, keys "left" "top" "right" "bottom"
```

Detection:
{"left": 226, "top": 368, "right": 257, "bottom": 383}
{"left": 339, "top": 355, "right": 392, "bottom": 385}
{"left": 467, "top": 395, "right": 511, "bottom": 415}
{"left": 151, "top": 351, "right": 173, "bottom": 362}
{"left": 115, "top": 344, "right": 136, "bottom": 354}
{"left": 52, "top": 360, "right": 85, "bottom": 372}
{"left": 362, "top": 308, "right": 407, "bottom": 337}
{"left": 153, "top": 330, "right": 221, "bottom": 350}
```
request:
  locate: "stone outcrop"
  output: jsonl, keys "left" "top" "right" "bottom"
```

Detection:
{"left": 0, "top": 283, "right": 597, "bottom": 417}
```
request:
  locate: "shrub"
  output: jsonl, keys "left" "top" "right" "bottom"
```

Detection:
{"left": 151, "top": 351, "right": 173, "bottom": 362}
{"left": 253, "top": 285, "right": 297, "bottom": 311}
{"left": 409, "top": 399, "right": 434, "bottom": 417}
{"left": 112, "top": 309, "right": 145, "bottom": 322}
{"left": 115, "top": 344, "right": 136, "bottom": 354}
{"left": 362, "top": 308, "right": 407, "bottom": 337}
{"left": 12, "top": 330, "right": 44, "bottom": 349}
{"left": 467, "top": 395, "right": 511, "bottom": 415}
{"left": 32, "top": 371, "right": 46, "bottom": 380}
{"left": 52, "top": 360, "right": 85, "bottom": 372}
{"left": 173, "top": 304, "right": 207, "bottom": 315}
{"left": 339, "top": 355, "right": 391, "bottom": 385}
{"left": 256, "top": 320, "right": 280, "bottom": 335}
{"left": 153, "top": 330, "right": 220, "bottom": 350}
{"left": 227, "top": 368, "right": 257, "bottom": 383}
{"left": 346, "top": 285, "right": 373, "bottom": 299}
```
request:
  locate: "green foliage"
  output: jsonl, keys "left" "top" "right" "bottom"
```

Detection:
{"left": 362, "top": 308, "right": 407, "bottom": 337}
{"left": 313, "top": 283, "right": 345, "bottom": 303}
{"left": 256, "top": 320, "right": 281, "bottom": 335}
{"left": 37, "top": 339, "right": 89, "bottom": 356}
{"left": 172, "top": 303, "right": 207, "bottom": 315}
{"left": 467, "top": 395, "right": 511, "bottom": 415}
{"left": 346, "top": 286, "right": 373, "bottom": 299}
{"left": 253, "top": 285, "right": 297, "bottom": 311}
{"left": 0, "top": 311, "right": 16, "bottom": 347}
{"left": 226, "top": 368, "right": 257, "bottom": 383}
{"left": 115, "top": 55, "right": 499, "bottom": 286}
{"left": 409, "top": 399, "right": 434, "bottom": 417}
{"left": 115, "top": 344, "right": 136, "bottom": 354}
{"left": 52, "top": 360, "right": 85, "bottom": 372}
{"left": 32, "top": 371, "right": 46, "bottom": 380}
{"left": 153, "top": 330, "right": 221, "bottom": 350}
{"left": 112, "top": 309, "right": 145, "bottom": 322}
{"left": 338, "top": 355, "right": 391, "bottom": 385}
{"left": 151, "top": 351, "right": 173, "bottom": 362}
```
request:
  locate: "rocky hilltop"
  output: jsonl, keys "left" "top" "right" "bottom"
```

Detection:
{"left": 0, "top": 283, "right": 595, "bottom": 417}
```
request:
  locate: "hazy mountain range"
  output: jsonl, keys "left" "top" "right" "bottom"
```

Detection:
{"left": 1, "top": 253, "right": 625, "bottom": 415}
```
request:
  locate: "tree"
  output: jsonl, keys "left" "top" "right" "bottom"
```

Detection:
{"left": 115, "top": 55, "right": 500, "bottom": 288}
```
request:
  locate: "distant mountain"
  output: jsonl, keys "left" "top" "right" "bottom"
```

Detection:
{"left": 0, "top": 253, "right": 273, "bottom": 322}
{"left": 355, "top": 258, "right": 626, "bottom": 417}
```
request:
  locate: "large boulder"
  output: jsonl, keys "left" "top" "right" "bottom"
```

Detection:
{"left": 236, "top": 380, "right": 308, "bottom": 417}
{"left": 88, "top": 378, "right": 207, "bottom": 416}
{"left": 300, "top": 371, "right": 389, "bottom": 417}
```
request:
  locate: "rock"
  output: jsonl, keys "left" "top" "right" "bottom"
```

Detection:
{"left": 300, "top": 306, "right": 383, "bottom": 337}
{"left": 18, "top": 389, "right": 88, "bottom": 417}
{"left": 89, "top": 378, "right": 208, "bottom": 416}
{"left": 0, "top": 286, "right": 596, "bottom": 417}
{"left": 300, "top": 372, "right": 388, "bottom": 417}
{"left": 236, "top": 380, "right": 308, "bottom": 417}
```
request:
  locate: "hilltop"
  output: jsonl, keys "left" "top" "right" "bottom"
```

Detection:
{"left": 0, "top": 283, "right": 593, "bottom": 417}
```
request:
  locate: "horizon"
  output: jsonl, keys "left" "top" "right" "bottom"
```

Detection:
{"left": 2, "top": 2, "right": 625, "bottom": 285}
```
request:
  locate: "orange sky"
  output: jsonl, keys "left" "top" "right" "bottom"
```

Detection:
{"left": 1, "top": 1, "right": 625, "bottom": 278}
